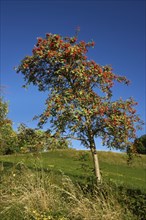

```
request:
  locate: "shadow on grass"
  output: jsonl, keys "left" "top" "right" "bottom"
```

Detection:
{"left": 0, "top": 161, "right": 15, "bottom": 170}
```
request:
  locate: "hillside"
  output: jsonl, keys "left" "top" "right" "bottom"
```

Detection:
{"left": 1, "top": 149, "right": 146, "bottom": 220}
{"left": 0, "top": 149, "right": 146, "bottom": 192}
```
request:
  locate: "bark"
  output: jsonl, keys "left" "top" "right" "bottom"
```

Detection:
{"left": 90, "top": 137, "right": 101, "bottom": 184}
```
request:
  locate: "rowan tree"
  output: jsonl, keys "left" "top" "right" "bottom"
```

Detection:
{"left": 16, "top": 32, "right": 143, "bottom": 183}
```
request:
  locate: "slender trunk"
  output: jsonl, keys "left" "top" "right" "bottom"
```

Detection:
{"left": 90, "top": 138, "right": 101, "bottom": 184}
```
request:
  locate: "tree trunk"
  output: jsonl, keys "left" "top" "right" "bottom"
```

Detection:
{"left": 90, "top": 139, "right": 101, "bottom": 184}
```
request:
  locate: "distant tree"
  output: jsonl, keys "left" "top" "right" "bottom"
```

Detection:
{"left": 0, "top": 98, "right": 18, "bottom": 154}
{"left": 16, "top": 32, "right": 143, "bottom": 183}
{"left": 17, "top": 123, "right": 45, "bottom": 153}
{"left": 17, "top": 124, "right": 69, "bottom": 153}
{"left": 133, "top": 135, "right": 146, "bottom": 155}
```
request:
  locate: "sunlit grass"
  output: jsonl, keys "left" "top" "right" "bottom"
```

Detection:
{"left": 0, "top": 149, "right": 146, "bottom": 191}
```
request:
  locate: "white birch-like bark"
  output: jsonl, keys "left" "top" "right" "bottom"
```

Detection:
{"left": 90, "top": 140, "right": 101, "bottom": 183}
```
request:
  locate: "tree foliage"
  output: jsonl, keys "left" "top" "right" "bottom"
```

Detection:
{"left": 0, "top": 98, "right": 18, "bottom": 154}
{"left": 17, "top": 123, "right": 43, "bottom": 153}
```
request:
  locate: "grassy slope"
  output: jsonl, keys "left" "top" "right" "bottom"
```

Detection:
{"left": 0, "top": 149, "right": 146, "bottom": 192}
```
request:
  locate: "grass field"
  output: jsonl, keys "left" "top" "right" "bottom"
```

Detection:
{"left": 0, "top": 149, "right": 146, "bottom": 192}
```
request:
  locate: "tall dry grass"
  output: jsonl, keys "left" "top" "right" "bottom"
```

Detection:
{"left": 0, "top": 163, "right": 135, "bottom": 220}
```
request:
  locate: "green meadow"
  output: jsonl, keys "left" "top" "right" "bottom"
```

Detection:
{"left": 0, "top": 149, "right": 146, "bottom": 192}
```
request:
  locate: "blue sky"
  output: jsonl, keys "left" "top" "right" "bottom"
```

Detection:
{"left": 1, "top": 0, "right": 146, "bottom": 150}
